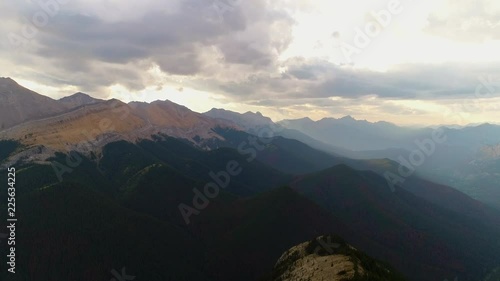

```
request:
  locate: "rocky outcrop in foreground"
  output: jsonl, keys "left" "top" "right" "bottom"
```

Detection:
{"left": 271, "top": 235, "right": 407, "bottom": 281}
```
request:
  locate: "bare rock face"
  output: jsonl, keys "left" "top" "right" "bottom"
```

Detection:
{"left": 0, "top": 145, "right": 56, "bottom": 170}
{"left": 0, "top": 79, "right": 242, "bottom": 165}
{"left": 271, "top": 235, "right": 407, "bottom": 281}
{"left": 1, "top": 98, "right": 239, "bottom": 153}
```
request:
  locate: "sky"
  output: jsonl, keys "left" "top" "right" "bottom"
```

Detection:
{"left": 1, "top": 0, "right": 500, "bottom": 126}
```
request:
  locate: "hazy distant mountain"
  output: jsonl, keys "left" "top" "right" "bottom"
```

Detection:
{"left": 278, "top": 114, "right": 500, "bottom": 209}
{"left": 279, "top": 116, "right": 424, "bottom": 151}
{"left": 212, "top": 128, "right": 344, "bottom": 174}
{"left": 399, "top": 125, "right": 500, "bottom": 208}
{"left": 280, "top": 115, "right": 500, "bottom": 157}
{"left": 290, "top": 164, "right": 500, "bottom": 281}
{"left": 0, "top": 77, "right": 67, "bottom": 129}
{"left": 204, "top": 110, "right": 412, "bottom": 159}
{"left": 204, "top": 108, "right": 349, "bottom": 156}
{"left": 204, "top": 108, "right": 275, "bottom": 132}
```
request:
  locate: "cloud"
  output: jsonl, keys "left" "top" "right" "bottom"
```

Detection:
{"left": 424, "top": 0, "right": 500, "bottom": 42}
{"left": 206, "top": 59, "right": 500, "bottom": 102}
{"left": 2, "top": 0, "right": 500, "bottom": 125}
{"left": 1, "top": 0, "right": 295, "bottom": 94}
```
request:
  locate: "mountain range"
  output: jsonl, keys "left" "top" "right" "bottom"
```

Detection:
{"left": 1, "top": 77, "right": 500, "bottom": 281}
{"left": 205, "top": 105, "right": 500, "bottom": 210}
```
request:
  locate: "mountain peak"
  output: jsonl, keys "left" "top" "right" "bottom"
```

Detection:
{"left": 291, "top": 116, "right": 313, "bottom": 122}
{"left": 243, "top": 110, "right": 267, "bottom": 118}
{"left": 0, "top": 77, "right": 17, "bottom": 84}
{"left": 339, "top": 115, "right": 356, "bottom": 121}
{"left": 150, "top": 99, "right": 191, "bottom": 112}
{"left": 0, "top": 77, "right": 18, "bottom": 85}
{"left": 61, "top": 92, "right": 91, "bottom": 99}
{"left": 278, "top": 117, "right": 314, "bottom": 128}
{"left": 59, "top": 92, "right": 102, "bottom": 107}
{"left": 73, "top": 92, "right": 90, "bottom": 97}
{"left": 207, "top": 108, "right": 227, "bottom": 112}
{"left": 0, "top": 78, "right": 68, "bottom": 130}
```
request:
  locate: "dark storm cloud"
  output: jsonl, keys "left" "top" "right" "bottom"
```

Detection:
{"left": 211, "top": 60, "right": 500, "bottom": 101}
{"left": 3, "top": 0, "right": 500, "bottom": 107}
{"left": 1, "top": 0, "right": 294, "bottom": 93}
{"left": 218, "top": 40, "right": 273, "bottom": 66}
{"left": 32, "top": 8, "right": 239, "bottom": 77}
